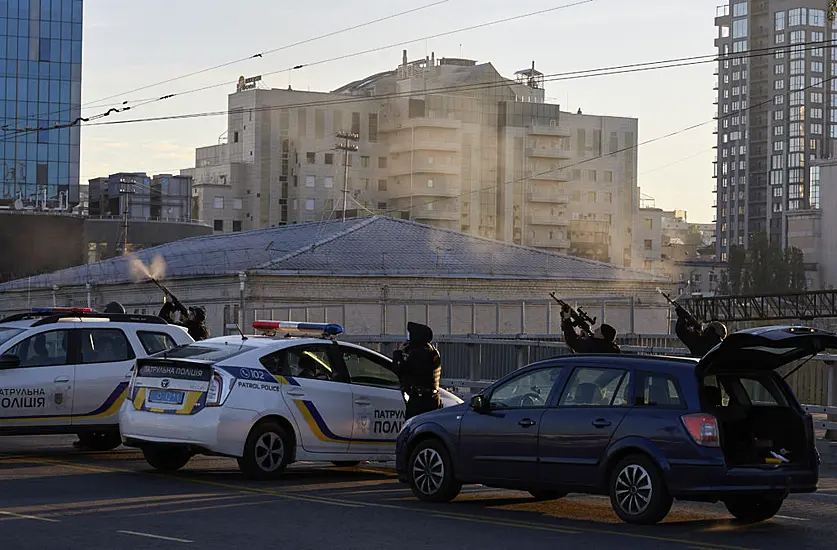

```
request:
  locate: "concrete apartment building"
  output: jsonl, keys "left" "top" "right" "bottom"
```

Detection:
{"left": 714, "top": 1, "right": 836, "bottom": 262}
{"left": 185, "top": 52, "right": 639, "bottom": 266}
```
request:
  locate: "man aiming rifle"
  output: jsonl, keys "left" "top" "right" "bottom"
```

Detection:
{"left": 155, "top": 281, "right": 209, "bottom": 342}
{"left": 550, "top": 293, "right": 620, "bottom": 354}
{"left": 658, "top": 288, "right": 727, "bottom": 357}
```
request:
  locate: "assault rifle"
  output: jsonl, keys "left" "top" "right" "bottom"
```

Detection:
{"left": 549, "top": 292, "right": 596, "bottom": 337}
{"left": 149, "top": 278, "right": 189, "bottom": 318}
{"left": 656, "top": 287, "right": 700, "bottom": 329}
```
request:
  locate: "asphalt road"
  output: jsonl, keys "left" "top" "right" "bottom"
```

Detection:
{"left": 1, "top": 436, "right": 837, "bottom": 549}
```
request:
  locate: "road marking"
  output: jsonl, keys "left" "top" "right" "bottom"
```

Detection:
{"left": 431, "top": 513, "right": 579, "bottom": 534}
{"left": 127, "top": 499, "right": 278, "bottom": 517}
{"left": 0, "top": 511, "right": 60, "bottom": 523}
{"left": 118, "top": 530, "right": 193, "bottom": 543}
{"left": 775, "top": 515, "right": 810, "bottom": 521}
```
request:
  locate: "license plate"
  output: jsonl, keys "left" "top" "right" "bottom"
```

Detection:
{"left": 148, "top": 390, "right": 184, "bottom": 405}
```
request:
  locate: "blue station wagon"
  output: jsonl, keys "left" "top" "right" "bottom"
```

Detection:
{"left": 396, "top": 326, "right": 833, "bottom": 524}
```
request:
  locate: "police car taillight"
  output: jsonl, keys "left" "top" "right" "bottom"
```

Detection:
{"left": 252, "top": 321, "right": 344, "bottom": 337}
{"left": 681, "top": 413, "right": 720, "bottom": 447}
{"left": 206, "top": 373, "right": 222, "bottom": 407}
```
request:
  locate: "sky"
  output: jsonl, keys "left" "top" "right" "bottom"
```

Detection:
{"left": 78, "top": 0, "right": 721, "bottom": 223}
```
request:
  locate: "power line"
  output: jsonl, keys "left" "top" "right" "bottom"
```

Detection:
{"left": 0, "top": 0, "right": 453, "bottom": 127}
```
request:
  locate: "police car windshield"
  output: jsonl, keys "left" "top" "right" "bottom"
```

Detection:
{"left": 0, "top": 328, "right": 24, "bottom": 347}
{"left": 156, "top": 344, "right": 256, "bottom": 363}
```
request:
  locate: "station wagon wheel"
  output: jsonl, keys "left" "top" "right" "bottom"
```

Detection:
{"left": 609, "top": 454, "right": 672, "bottom": 525}
{"left": 238, "top": 422, "right": 293, "bottom": 480}
{"left": 408, "top": 439, "right": 461, "bottom": 503}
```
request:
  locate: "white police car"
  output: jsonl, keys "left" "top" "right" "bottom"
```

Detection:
{"left": 119, "top": 321, "right": 462, "bottom": 478}
{"left": 0, "top": 308, "right": 193, "bottom": 449}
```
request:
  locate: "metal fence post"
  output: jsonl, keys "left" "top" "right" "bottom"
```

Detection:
{"left": 521, "top": 301, "right": 526, "bottom": 335}
{"left": 447, "top": 303, "right": 452, "bottom": 336}
{"left": 629, "top": 297, "right": 635, "bottom": 335}
{"left": 495, "top": 303, "right": 500, "bottom": 335}
{"left": 471, "top": 302, "right": 476, "bottom": 335}
{"left": 516, "top": 345, "right": 527, "bottom": 369}
{"left": 546, "top": 301, "right": 552, "bottom": 335}
{"left": 827, "top": 361, "right": 837, "bottom": 441}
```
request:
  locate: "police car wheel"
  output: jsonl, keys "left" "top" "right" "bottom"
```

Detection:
{"left": 609, "top": 454, "right": 672, "bottom": 525}
{"left": 142, "top": 445, "right": 192, "bottom": 471}
{"left": 76, "top": 431, "right": 122, "bottom": 451}
{"left": 238, "top": 422, "right": 292, "bottom": 480}
{"left": 408, "top": 439, "right": 461, "bottom": 503}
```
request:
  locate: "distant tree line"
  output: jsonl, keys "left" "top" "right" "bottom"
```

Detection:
{"left": 716, "top": 231, "right": 807, "bottom": 295}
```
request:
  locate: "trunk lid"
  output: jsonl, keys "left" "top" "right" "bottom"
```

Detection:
{"left": 697, "top": 325, "right": 837, "bottom": 376}
{"left": 131, "top": 358, "right": 214, "bottom": 414}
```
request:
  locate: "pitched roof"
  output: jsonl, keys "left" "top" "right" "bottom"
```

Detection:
{"left": 0, "top": 216, "right": 666, "bottom": 291}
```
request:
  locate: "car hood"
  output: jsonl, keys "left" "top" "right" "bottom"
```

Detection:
{"left": 439, "top": 388, "right": 464, "bottom": 407}
{"left": 697, "top": 325, "right": 837, "bottom": 376}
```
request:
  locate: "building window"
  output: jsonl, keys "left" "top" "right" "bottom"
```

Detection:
{"left": 790, "top": 30, "right": 805, "bottom": 44}
{"left": 305, "top": 199, "right": 315, "bottom": 211}
{"left": 644, "top": 239, "right": 653, "bottom": 251}
{"left": 775, "top": 33, "right": 785, "bottom": 45}
{"left": 233, "top": 198, "right": 243, "bottom": 210}
{"left": 732, "top": 19, "right": 748, "bottom": 39}
{"left": 377, "top": 202, "right": 387, "bottom": 211}
{"left": 811, "top": 165, "right": 821, "bottom": 209}
{"left": 810, "top": 9, "right": 826, "bottom": 27}
{"left": 732, "top": 2, "right": 747, "bottom": 17}
{"left": 306, "top": 152, "right": 316, "bottom": 164}
{"left": 604, "top": 171, "right": 613, "bottom": 182}
{"left": 775, "top": 11, "right": 786, "bottom": 31}
{"left": 214, "top": 197, "right": 224, "bottom": 209}
{"left": 775, "top": 64, "right": 785, "bottom": 75}
{"left": 378, "top": 157, "right": 387, "bottom": 169}
{"left": 788, "top": 8, "right": 806, "bottom": 27}
{"left": 773, "top": 186, "right": 784, "bottom": 198}
{"left": 305, "top": 175, "right": 315, "bottom": 187}
{"left": 324, "top": 176, "right": 334, "bottom": 188}
{"left": 233, "top": 131, "right": 239, "bottom": 143}
{"left": 368, "top": 114, "right": 378, "bottom": 142}
{"left": 644, "top": 218, "right": 653, "bottom": 230}
{"left": 214, "top": 220, "right": 224, "bottom": 231}
{"left": 378, "top": 179, "right": 387, "bottom": 191}
{"left": 774, "top": 95, "right": 784, "bottom": 105}
{"left": 325, "top": 153, "right": 334, "bottom": 165}
{"left": 232, "top": 221, "right": 242, "bottom": 232}
{"left": 587, "top": 192, "right": 596, "bottom": 202}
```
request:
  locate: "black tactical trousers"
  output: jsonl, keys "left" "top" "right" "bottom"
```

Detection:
{"left": 405, "top": 392, "right": 441, "bottom": 420}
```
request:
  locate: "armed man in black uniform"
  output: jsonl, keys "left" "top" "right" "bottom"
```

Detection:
{"left": 560, "top": 305, "right": 620, "bottom": 354}
{"left": 158, "top": 296, "right": 210, "bottom": 341}
{"left": 392, "top": 322, "right": 442, "bottom": 419}
{"left": 675, "top": 309, "right": 727, "bottom": 357}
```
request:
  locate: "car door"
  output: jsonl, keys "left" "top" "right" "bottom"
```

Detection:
{"left": 538, "top": 366, "right": 632, "bottom": 488}
{"left": 336, "top": 345, "right": 405, "bottom": 455}
{"left": 458, "top": 365, "right": 565, "bottom": 484}
{"left": 0, "top": 329, "right": 73, "bottom": 428}
{"left": 71, "top": 327, "right": 136, "bottom": 427}
{"left": 274, "top": 343, "right": 355, "bottom": 454}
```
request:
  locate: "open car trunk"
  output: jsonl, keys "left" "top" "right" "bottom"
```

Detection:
{"left": 700, "top": 373, "right": 814, "bottom": 468}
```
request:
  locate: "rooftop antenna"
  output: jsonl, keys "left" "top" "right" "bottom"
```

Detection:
{"left": 225, "top": 323, "right": 248, "bottom": 340}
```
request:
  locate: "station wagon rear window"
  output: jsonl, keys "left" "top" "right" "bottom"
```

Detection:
{"left": 155, "top": 344, "right": 256, "bottom": 363}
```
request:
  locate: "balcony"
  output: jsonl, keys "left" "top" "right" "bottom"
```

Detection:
{"left": 527, "top": 125, "right": 572, "bottom": 137}
{"left": 380, "top": 117, "right": 461, "bottom": 133}
{"left": 528, "top": 169, "right": 570, "bottom": 182}
{"left": 412, "top": 210, "right": 460, "bottom": 222}
{"left": 389, "top": 186, "right": 460, "bottom": 200}
{"left": 527, "top": 190, "right": 570, "bottom": 204}
{"left": 528, "top": 236, "right": 571, "bottom": 249}
{"left": 389, "top": 163, "right": 460, "bottom": 177}
{"left": 388, "top": 140, "right": 461, "bottom": 154}
{"left": 525, "top": 147, "right": 572, "bottom": 160}
{"left": 526, "top": 214, "right": 570, "bottom": 226}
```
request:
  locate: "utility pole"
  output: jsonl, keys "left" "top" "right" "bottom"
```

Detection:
{"left": 336, "top": 131, "right": 359, "bottom": 222}
{"left": 117, "top": 177, "right": 137, "bottom": 256}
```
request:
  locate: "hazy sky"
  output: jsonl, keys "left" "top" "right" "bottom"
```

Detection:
{"left": 79, "top": 0, "right": 720, "bottom": 223}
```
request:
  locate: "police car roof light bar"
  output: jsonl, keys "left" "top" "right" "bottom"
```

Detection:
{"left": 31, "top": 307, "right": 93, "bottom": 314}
{"left": 252, "top": 321, "right": 344, "bottom": 337}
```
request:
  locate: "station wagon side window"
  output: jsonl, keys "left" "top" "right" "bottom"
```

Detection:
{"left": 559, "top": 367, "right": 631, "bottom": 407}
{"left": 634, "top": 371, "right": 685, "bottom": 408}
{"left": 77, "top": 329, "right": 135, "bottom": 364}
{"left": 7, "top": 330, "right": 69, "bottom": 368}
{"left": 340, "top": 348, "right": 400, "bottom": 389}
{"left": 489, "top": 367, "right": 563, "bottom": 409}
{"left": 137, "top": 331, "right": 179, "bottom": 355}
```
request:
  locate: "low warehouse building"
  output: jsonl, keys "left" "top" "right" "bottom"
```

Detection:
{"left": 0, "top": 216, "right": 673, "bottom": 336}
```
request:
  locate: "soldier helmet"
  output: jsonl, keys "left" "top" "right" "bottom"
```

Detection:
{"left": 708, "top": 321, "right": 727, "bottom": 339}
{"left": 103, "top": 302, "right": 126, "bottom": 314}
{"left": 189, "top": 306, "right": 206, "bottom": 323}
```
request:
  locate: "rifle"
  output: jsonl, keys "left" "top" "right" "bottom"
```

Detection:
{"left": 549, "top": 292, "right": 596, "bottom": 337}
{"left": 656, "top": 287, "right": 700, "bottom": 328}
{"left": 149, "top": 278, "right": 189, "bottom": 318}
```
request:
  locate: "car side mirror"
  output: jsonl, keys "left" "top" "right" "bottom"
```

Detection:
{"left": 0, "top": 354, "right": 20, "bottom": 369}
{"left": 470, "top": 394, "right": 489, "bottom": 413}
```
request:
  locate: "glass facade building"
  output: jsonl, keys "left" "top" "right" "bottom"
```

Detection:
{"left": 0, "top": 0, "right": 82, "bottom": 210}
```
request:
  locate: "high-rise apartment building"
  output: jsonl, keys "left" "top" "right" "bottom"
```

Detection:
{"left": 0, "top": 0, "right": 83, "bottom": 211}
{"left": 187, "top": 52, "right": 638, "bottom": 265}
{"left": 714, "top": 1, "right": 836, "bottom": 261}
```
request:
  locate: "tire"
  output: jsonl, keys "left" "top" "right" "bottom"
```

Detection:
{"left": 142, "top": 445, "right": 192, "bottom": 471}
{"left": 609, "top": 454, "right": 673, "bottom": 525}
{"left": 724, "top": 497, "right": 784, "bottom": 523}
{"left": 76, "top": 430, "right": 122, "bottom": 451}
{"left": 408, "top": 439, "right": 462, "bottom": 503}
{"left": 237, "top": 422, "right": 293, "bottom": 480}
{"left": 332, "top": 461, "right": 362, "bottom": 467}
{"left": 528, "top": 490, "right": 568, "bottom": 501}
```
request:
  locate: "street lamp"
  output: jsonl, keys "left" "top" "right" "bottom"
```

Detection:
{"left": 238, "top": 271, "right": 247, "bottom": 329}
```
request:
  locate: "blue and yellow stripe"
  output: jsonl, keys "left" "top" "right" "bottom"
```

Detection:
{"left": 0, "top": 383, "right": 128, "bottom": 422}
{"left": 294, "top": 400, "right": 396, "bottom": 445}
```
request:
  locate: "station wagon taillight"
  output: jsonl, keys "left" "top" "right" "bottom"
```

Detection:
{"left": 681, "top": 413, "right": 720, "bottom": 447}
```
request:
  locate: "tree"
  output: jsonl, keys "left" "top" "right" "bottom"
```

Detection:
{"left": 717, "top": 232, "right": 807, "bottom": 295}
{"left": 830, "top": 1, "right": 837, "bottom": 22}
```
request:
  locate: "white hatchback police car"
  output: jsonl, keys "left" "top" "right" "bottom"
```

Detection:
{"left": 0, "top": 308, "right": 193, "bottom": 449}
{"left": 119, "top": 321, "right": 462, "bottom": 478}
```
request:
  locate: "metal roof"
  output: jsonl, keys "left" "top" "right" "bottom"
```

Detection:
{"left": 0, "top": 216, "right": 668, "bottom": 291}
